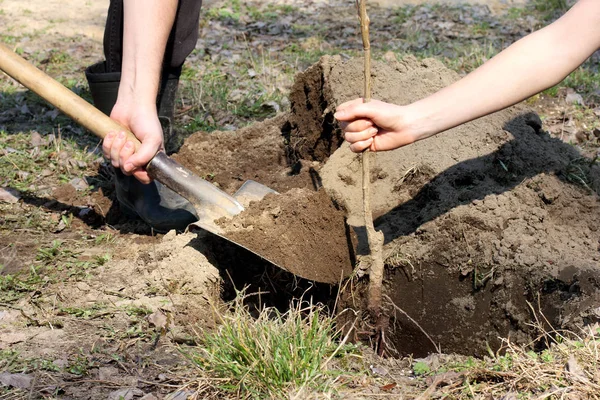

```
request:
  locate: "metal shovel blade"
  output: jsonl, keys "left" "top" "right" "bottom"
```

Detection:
{"left": 187, "top": 180, "right": 282, "bottom": 264}
{"left": 234, "top": 180, "right": 279, "bottom": 208}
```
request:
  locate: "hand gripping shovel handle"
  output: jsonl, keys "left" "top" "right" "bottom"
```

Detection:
{"left": 0, "top": 42, "right": 244, "bottom": 217}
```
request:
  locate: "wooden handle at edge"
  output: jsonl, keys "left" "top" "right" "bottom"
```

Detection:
{"left": 0, "top": 42, "right": 141, "bottom": 150}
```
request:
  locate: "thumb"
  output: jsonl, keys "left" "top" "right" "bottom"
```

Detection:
{"left": 123, "top": 136, "right": 162, "bottom": 173}
{"left": 334, "top": 99, "right": 381, "bottom": 122}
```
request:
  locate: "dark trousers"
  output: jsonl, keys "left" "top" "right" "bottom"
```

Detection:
{"left": 103, "top": 0, "right": 203, "bottom": 74}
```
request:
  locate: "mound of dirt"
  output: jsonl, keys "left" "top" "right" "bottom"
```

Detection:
{"left": 318, "top": 57, "right": 600, "bottom": 356}
{"left": 175, "top": 55, "right": 600, "bottom": 356}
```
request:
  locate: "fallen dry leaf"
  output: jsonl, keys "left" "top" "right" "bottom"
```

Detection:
{"left": 0, "top": 372, "right": 33, "bottom": 389}
{"left": 0, "top": 187, "right": 21, "bottom": 204}
{"left": 148, "top": 310, "right": 169, "bottom": 330}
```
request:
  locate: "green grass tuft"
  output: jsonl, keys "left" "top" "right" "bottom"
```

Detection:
{"left": 188, "top": 296, "right": 358, "bottom": 398}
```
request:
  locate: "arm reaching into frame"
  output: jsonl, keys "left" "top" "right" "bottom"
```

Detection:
{"left": 335, "top": 0, "right": 600, "bottom": 152}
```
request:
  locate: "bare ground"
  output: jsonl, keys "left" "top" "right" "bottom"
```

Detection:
{"left": 1, "top": 0, "right": 600, "bottom": 398}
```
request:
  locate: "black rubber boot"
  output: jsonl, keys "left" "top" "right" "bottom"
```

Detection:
{"left": 85, "top": 61, "right": 197, "bottom": 232}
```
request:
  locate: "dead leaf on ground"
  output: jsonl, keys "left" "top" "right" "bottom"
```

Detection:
{"left": 148, "top": 310, "right": 170, "bottom": 330}
{"left": 0, "top": 372, "right": 33, "bottom": 389}
{"left": 0, "top": 187, "right": 21, "bottom": 203}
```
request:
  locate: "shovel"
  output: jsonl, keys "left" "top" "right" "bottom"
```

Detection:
{"left": 0, "top": 45, "right": 276, "bottom": 253}
{"left": 0, "top": 43, "right": 354, "bottom": 284}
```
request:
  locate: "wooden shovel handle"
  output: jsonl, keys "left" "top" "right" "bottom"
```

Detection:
{"left": 0, "top": 42, "right": 141, "bottom": 151}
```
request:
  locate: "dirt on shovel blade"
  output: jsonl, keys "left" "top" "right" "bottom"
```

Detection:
{"left": 174, "top": 112, "right": 356, "bottom": 284}
{"left": 175, "top": 54, "right": 600, "bottom": 357}
{"left": 215, "top": 188, "right": 356, "bottom": 284}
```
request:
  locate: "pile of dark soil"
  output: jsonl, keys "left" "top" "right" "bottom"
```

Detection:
{"left": 175, "top": 55, "right": 600, "bottom": 356}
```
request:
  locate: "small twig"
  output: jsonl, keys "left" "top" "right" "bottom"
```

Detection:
{"left": 101, "top": 289, "right": 136, "bottom": 300}
{"left": 415, "top": 375, "right": 444, "bottom": 400}
{"left": 356, "top": 0, "right": 386, "bottom": 354}
{"left": 0, "top": 302, "right": 23, "bottom": 310}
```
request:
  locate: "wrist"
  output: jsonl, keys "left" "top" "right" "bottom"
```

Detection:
{"left": 115, "top": 87, "right": 158, "bottom": 116}
{"left": 401, "top": 102, "right": 438, "bottom": 142}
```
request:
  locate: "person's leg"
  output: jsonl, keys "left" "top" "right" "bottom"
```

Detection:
{"left": 86, "top": 0, "right": 203, "bottom": 232}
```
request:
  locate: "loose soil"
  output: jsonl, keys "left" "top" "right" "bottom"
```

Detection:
{"left": 216, "top": 189, "right": 356, "bottom": 283}
{"left": 176, "top": 55, "right": 600, "bottom": 356}
{"left": 2, "top": 0, "right": 600, "bottom": 396}
{"left": 175, "top": 114, "right": 356, "bottom": 283}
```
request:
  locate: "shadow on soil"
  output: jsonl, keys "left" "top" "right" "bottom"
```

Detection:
{"left": 369, "top": 112, "right": 599, "bottom": 249}
{"left": 197, "top": 232, "right": 339, "bottom": 313}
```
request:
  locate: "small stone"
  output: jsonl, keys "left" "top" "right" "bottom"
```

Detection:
{"left": 369, "top": 364, "right": 389, "bottom": 376}
{"left": 565, "top": 90, "right": 584, "bottom": 106}
{"left": 383, "top": 51, "right": 397, "bottom": 63}
{"left": 52, "top": 359, "right": 68, "bottom": 369}
{"left": 140, "top": 394, "right": 158, "bottom": 400}
{"left": 78, "top": 207, "right": 92, "bottom": 218}
{"left": 566, "top": 354, "right": 588, "bottom": 383}
{"left": 30, "top": 131, "right": 43, "bottom": 147}
{"left": 0, "top": 187, "right": 20, "bottom": 203}
{"left": 54, "top": 219, "right": 67, "bottom": 233}
{"left": 46, "top": 109, "right": 60, "bottom": 121}
{"left": 17, "top": 171, "right": 30, "bottom": 180}
{"left": 69, "top": 177, "right": 88, "bottom": 191}
{"left": 41, "top": 169, "right": 53, "bottom": 177}
{"left": 98, "top": 366, "right": 119, "bottom": 381}
{"left": 148, "top": 310, "right": 169, "bottom": 330}
{"left": 166, "top": 391, "right": 195, "bottom": 400}
{"left": 108, "top": 388, "right": 142, "bottom": 400}
{"left": 575, "top": 131, "right": 588, "bottom": 143}
{"left": 261, "top": 101, "right": 280, "bottom": 114}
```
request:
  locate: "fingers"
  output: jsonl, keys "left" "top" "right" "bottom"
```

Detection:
{"left": 132, "top": 169, "right": 152, "bottom": 184}
{"left": 102, "top": 131, "right": 116, "bottom": 160}
{"left": 349, "top": 137, "right": 374, "bottom": 153}
{"left": 103, "top": 131, "right": 129, "bottom": 168}
{"left": 103, "top": 130, "right": 153, "bottom": 183}
{"left": 334, "top": 98, "right": 366, "bottom": 121}
{"left": 344, "top": 126, "right": 378, "bottom": 144}
{"left": 119, "top": 141, "right": 135, "bottom": 175}
{"left": 334, "top": 98, "right": 382, "bottom": 122}
{"left": 110, "top": 131, "right": 127, "bottom": 168}
{"left": 338, "top": 118, "right": 373, "bottom": 133}
{"left": 124, "top": 134, "right": 162, "bottom": 174}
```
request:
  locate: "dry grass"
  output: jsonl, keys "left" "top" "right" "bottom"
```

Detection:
{"left": 422, "top": 305, "right": 600, "bottom": 398}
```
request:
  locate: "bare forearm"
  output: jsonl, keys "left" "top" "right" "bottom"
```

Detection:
{"left": 118, "top": 0, "right": 178, "bottom": 107}
{"left": 408, "top": 0, "right": 600, "bottom": 137}
{"left": 106, "top": 0, "right": 179, "bottom": 183}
